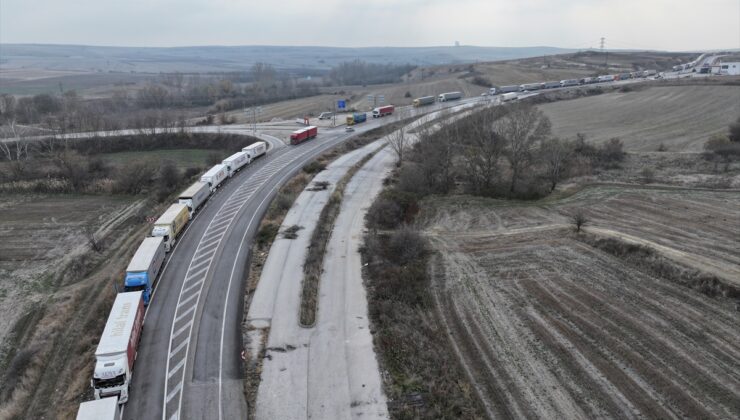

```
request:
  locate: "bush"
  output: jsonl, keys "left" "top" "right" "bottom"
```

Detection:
{"left": 302, "top": 160, "right": 326, "bottom": 174}
{"left": 366, "top": 196, "right": 403, "bottom": 230}
{"left": 470, "top": 75, "right": 492, "bottom": 87}
{"left": 598, "top": 137, "right": 625, "bottom": 167}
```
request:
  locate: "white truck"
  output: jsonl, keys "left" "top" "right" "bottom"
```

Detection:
{"left": 560, "top": 79, "right": 580, "bottom": 87}
{"left": 151, "top": 203, "right": 189, "bottom": 252}
{"left": 200, "top": 164, "right": 228, "bottom": 192}
{"left": 597, "top": 75, "right": 616, "bottom": 83}
{"left": 92, "top": 292, "right": 144, "bottom": 404}
{"left": 501, "top": 92, "right": 518, "bottom": 102}
{"left": 519, "top": 83, "right": 542, "bottom": 91}
{"left": 222, "top": 151, "right": 249, "bottom": 177}
{"left": 438, "top": 91, "right": 462, "bottom": 102}
{"left": 76, "top": 397, "right": 120, "bottom": 420}
{"left": 178, "top": 181, "right": 211, "bottom": 217}
{"left": 123, "top": 236, "right": 166, "bottom": 305}
{"left": 242, "top": 141, "right": 267, "bottom": 161}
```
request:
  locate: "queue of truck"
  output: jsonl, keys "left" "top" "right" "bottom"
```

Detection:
{"left": 79, "top": 140, "right": 269, "bottom": 415}
{"left": 486, "top": 68, "right": 658, "bottom": 96}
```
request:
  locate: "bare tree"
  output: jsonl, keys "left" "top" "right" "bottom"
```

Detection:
{"left": 387, "top": 124, "right": 409, "bottom": 166}
{"left": 495, "top": 104, "right": 551, "bottom": 194}
{"left": 461, "top": 108, "right": 505, "bottom": 195}
{"left": 540, "top": 138, "right": 573, "bottom": 192}
{"left": 571, "top": 210, "right": 588, "bottom": 233}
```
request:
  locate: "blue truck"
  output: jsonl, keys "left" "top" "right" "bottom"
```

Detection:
{"left": 346, "top": 112, "right": 367, "bottom": 125}
{"left": 123, "top": 236, "right": 166, "bottom": 305}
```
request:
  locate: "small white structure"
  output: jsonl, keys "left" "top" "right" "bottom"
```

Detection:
{"left": 717, "top": 62, "right": 740, "bottom": 76}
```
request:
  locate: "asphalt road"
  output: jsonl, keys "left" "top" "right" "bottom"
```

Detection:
{"left": 121, "top": 120, "right": 386, "bottom": 420}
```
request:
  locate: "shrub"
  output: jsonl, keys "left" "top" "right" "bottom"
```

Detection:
{"left": 302, "top": 160, "right": 326, "bottom": 174}
{"left": 366, "top": 196, "right": 403, "bottom": 230}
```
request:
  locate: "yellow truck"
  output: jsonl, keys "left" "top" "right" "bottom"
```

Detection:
{"left": 151, "top": 203, "right": 189, "bottom": 252}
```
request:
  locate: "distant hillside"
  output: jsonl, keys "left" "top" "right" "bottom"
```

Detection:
{"left": 0, "top": 43, "right": 575, "bottom": 74}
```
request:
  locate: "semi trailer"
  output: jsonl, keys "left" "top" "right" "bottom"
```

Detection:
{"left": 151, "top": 203, "right": 189, "bottom": 252}
{"left": 413, "top": 96, "right": 436, "bottom": 107}
{"left": 92, "top": 292, "right": 144, "bottom": 404}
{"left": 597, "top": 75, "right": 616, "bottom": 82}
{"left": 290, "top": 126, "right": 318, "bottom": 145}
{"left": 499, "top": 85, "right": 519, "bottom": 93}
{"left": 372, "top": 105, "right": 394, "bottom": 118}
{"left": 542, "top": 81, "right": 561, "bottom": 89}
{"left": 76, "top": 397, "right": 120, "bottom": 420}
{"left": 560, "top": 79, "right": 580, "bottom": 87}
{"left": 123, "top": 237, "right": 165, "bottom": 305}
{"left": 519, "top": 83, "right": 542, "bottom": 91}
{"left": 346, "top": 112, "right": 367, "bottom": 125}
{"left": 501, "top": 92, "right": 518, "bottom": 102}
{"left": 222, "top": 151, "right": 249, "bottom": 177}
{"left": 242, "top": 141, "right": 267, "bottom": 161}
{"left": 438, "top": 92, "right": 462, "bottom": 102}
{"left": 178, "top": 182, "right": 210, "bottom": 217}
{"left": 200, "top": 164, "right": 228, "bottom": 192}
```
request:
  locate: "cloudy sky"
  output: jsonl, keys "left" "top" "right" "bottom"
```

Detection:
{"left": 1, "top": 0, "right": 738, "bottom": 51}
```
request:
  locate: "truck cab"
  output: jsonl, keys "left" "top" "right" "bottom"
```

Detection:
{"left": 92, "top": 356, "right": 130, "bottom": 403}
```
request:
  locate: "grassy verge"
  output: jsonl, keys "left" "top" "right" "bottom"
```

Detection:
{"left": 299, "top": 151, "right": 378, "bottom": 327}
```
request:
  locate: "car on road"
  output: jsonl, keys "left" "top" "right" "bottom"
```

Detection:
{"left": 318, "top": 112, "right": 333, "bottom": 120}
{"left": 345, "top": 126, "right": 354, "bottom": 132}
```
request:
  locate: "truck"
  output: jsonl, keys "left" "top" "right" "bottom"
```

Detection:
{"left": 178, "top": 181, "right": 210, "bottom": 217}
{"left": 151, "top": 203, "right": 189, "bottom": 252}
{"left": 222, "top": 151, "right": 249, "bottom": 177}
{"left": 438, "top": 92, "right": 462, "bottom": 102}
{"left": 542, "top": 81, "right": 561, "bottom": 89}
{"left": 242, "top": 141, "right": 267, "bottom": 161}
{"left": 580, "top": 77, "right": 596, "bottom": 84}
{"left": 346, "top": 112, "right": 367, "bottom": 125}
{"left": 200, "top": 164, "right": 228, "bottom": 192}
{"left": 123, "top": 236, "right": 165, "bottom": 305}
{"left": 560, "top": 79, "right": 580, "bottom": 87}
{"left": 519, "top": 83, "right": 542, "bottom": 92}
{"left": 372, "top": 105, "right": 394, "bottom": 118}
{"left": 597, "top": 74, "right": 616, "bottom": 83}
{"left": 290, "top": 126, "right": 318, "bottom": 145}
{"left": 643, "top": 69, "right": 657, "bottom": 77}
{"left": 616, "top": 73, "right": 632, "bottom": 80}
{"left": 413, "top": 96, "right": 436, "bottom": 107}
{"left": 92, "top": 292, "right": 144, "bottom": 404}
{"left": 76, "top": 397, "right": 120, "bottom": 420}
{"left": 501, "top": 92, "right": 518, "bottom": 102}
{"left": 499, "top": 85, "right": 520, "bottom": 93}
{"left": 488, "top": 87, "right": 497, "bottom": 95}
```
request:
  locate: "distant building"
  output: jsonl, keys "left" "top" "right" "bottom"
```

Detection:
{"left": 715, "top": 62, "right": 740, "bottom": 75}
{"left": 455, "top": 41, "right": 460, "bottom": 47}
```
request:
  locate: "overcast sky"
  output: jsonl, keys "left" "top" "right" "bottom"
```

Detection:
{"left": 1, "top": 0, "right": 738, "bottom": 51}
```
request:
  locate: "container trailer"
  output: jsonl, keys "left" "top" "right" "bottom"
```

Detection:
{"left": 597, "top": 75, "right": 616, "bottom": 83}
{"left": 123, "top": 237, "right": 165, "bottom": 305}
{"left": 76, "top": 397, "right": 120, "bottom": 420}
{"left": 499, "top": 85, "right": 520, "bottom": 93}
{"left": 151, "top": 203, "right": 189, "bottom": 252}
{"left": 222, "top": 151, "right": 249, "bottom": 177}
{"left": 413, "top": 96, "right": 436, "bottom": 107}
{"left": 560, "top": 79, "right": 580, "bottom": 87}
{"left": 178, "top": 181, "right": 210, "bottom": 217}
{"left": 501, "top": 92, "right": 518, "bottom": 102}
{"left": 200, "top": 164, "right": 228, "bottom": 192}
{"left": 437, "top": 92, "right": 462, "bottom": 102}
{"left": 290, "top": 126, "right": 318, "bottom": 145}
{"left": 242, "top": 141, "right": 267, "bottom": 161}
{"left": 91, "top": 292, "right": 144, "bottom": 404}
{"left": 372, "top": 105, "right": 394, "bottom": 118}
{"left": 542, "top": 81, "right": 561, "bottom": 89}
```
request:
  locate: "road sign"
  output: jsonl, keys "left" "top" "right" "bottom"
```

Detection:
{"left": 378, "top": 95, "right": 385, "bottom": 103}
{"left": 337, "top": 100, "right": 346, "bottom": 109}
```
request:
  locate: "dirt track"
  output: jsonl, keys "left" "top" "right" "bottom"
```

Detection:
{"left": 423, "top": 186, "right": 740, "bottom": 419}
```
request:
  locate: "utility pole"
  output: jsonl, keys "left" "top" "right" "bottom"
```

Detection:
{"left": 601, "top": 37, "right": 608, "bottom": 69}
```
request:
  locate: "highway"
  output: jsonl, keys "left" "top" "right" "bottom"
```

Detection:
{"left": 121, "top": 120, "right": 385, "bottom": 420}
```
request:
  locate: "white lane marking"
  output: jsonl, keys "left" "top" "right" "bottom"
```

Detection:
{"left": 177, "top": 290, "right": 200, "bottom": 309}
{"left": 171, "top": 319, "right": 194, "bottom": 339}
{"left": 173, "top": 304, "right": 197, "bottom": 324}
{"left": 181, "top": 278, "right": 205, "bottom": 295}
{"left": 169, "top": 338, "right": 188, "bottom": 359}
{"left": 187, "top": 258, "right": 212, "bottom": 274}
{"left": 166, "top": 381, "right": 182, "bottom": 402}
{"left": 168, "top": 358, "right": 187, "bottom": 379}
{"left": 184, "top": 265, "right": 209, "bottom": 282}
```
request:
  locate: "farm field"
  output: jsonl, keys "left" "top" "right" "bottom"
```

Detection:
{"left": 422, "top": 186, "right": 740, "bottom": 419}
{"left": 539, "top": 85, "right": 740, "bottom": 152}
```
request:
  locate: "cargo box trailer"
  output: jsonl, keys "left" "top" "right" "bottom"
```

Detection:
{"left": 76, "top": 397, "right": 120, "bottom": 420}
{"left": 372, "top": 105, "right": 394, "bottom": 118}
{"left": 178, "top": 181, "right": 210, "bottom": 217}
{"left": 501, "top": 92, "right": 518, "bottom": 102}
{"left": 438, "top": 92, "right": 462, "bottom": 102}
{"left": 222, "top": 151, "right": 249, "bottom": 177}
{"left": 151, "top": 203, "right": 189, "bottom": 252}
{"left": 499, "top": 85, "right": 519, "bottom": 93}
{"left": 519, "top": 83, "right": 542, "bottom": 91}
{"left": 560, "top": 79, "right": 580, "bottom": 87}
{"left": 123, "top": 236, "right": 165, "bottom": 305}
{"left": 543, "top": 81, "right": 561, "bottom": 89}
{"left": 200, "top": 164, "right": 228, "bottom": 192}
{"left": 290, "top": 126, "right": 318, "bottom": 145}
{"left": 242, "top": 141, "right": 267, "bottom": 161}
{"left": 413, "top": 96, "right": 436, "bottom": 107}
{"left": 92, "top": 292, "right": 144, "bottom": 404}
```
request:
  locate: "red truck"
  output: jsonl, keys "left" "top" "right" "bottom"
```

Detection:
{"left": 290, "top": 126, "right": 318, "bottom": 145}
{"left": 372, "top": 105, "right": 394, "bottom": 118}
